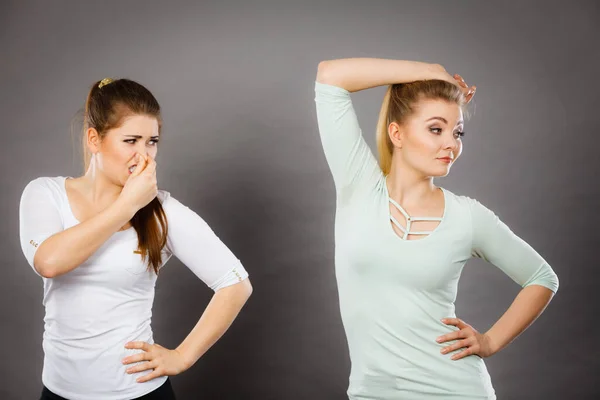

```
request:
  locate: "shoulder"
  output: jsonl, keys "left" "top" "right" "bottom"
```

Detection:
{"left": 156, "top": 189, "right": 199, "bottom": 218}
{"left": 19, "top": 177, "right": 68, "bottom": 215}
{"left": 440, "top": 187, "right": 498, "bottom": 227}
{"left": 23, "top": 176, "right": 65, "bottom": 191}
{"left": 440, "top": 187, "right": 474, "bottom": 208}
{"left": 156, "top": 189, "right": 172, "bottom": 205}
{"left": 441, "top": 187, "right": 487, "bottom": 212}
{"left": 21, "top": 176, "right": 67, "bottom": 202}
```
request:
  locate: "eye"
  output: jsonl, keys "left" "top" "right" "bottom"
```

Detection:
{"left": 124, "top": 139, "right": 136, "bottom": 144}
{"left": 454, "top": 131, "right": 465, "bottom": 139}
{"left": 148, "top": 139, "right": 159, "bottom": 146}
{"left": 429, "top": 127, "right": 442, "bottom": 134}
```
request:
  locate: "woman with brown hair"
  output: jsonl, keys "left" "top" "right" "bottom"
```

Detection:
{"left": 314, "top": 58, "right": 558, "bottom": 399}
{"left": 19, "top": 78, "right": 252, "bottom": 400}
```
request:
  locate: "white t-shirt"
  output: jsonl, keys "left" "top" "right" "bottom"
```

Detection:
{"left": 19, "top": 176, "right": 249, "bottom": 400}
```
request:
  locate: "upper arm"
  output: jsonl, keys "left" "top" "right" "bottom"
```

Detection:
{"left": 162, "top": 194, "right": 249, "bottom": 291}
{"left": 469, "top": 198, "right": 559, "bottom": 293}
{"left": 314, "top": 81, "right": 382, "bottom": 200}
{"left": 19, "top": 178, "right": 64, "bottom": 276}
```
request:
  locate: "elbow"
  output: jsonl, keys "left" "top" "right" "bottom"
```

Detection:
{"left": 551, "top": 273, "right": 559, "bottom": 294}
{"left": 33, "top": 252, "right": 61, "bottom": 278}
{"left": 215, "top": 278, "right": 253, "bottom": 306}
{"left": 34, "top": 261, "right": 58, "bottom": 278}
{"left": 316, "top": 60, "right": 336, "bottom": 85}
{"left": 241, "top": 278, "right": 253, "bottom": 300}
{"left": 523, "top": 263, "right": 559, "bottom": 295}
{"left": 234, "top": 278, "right": 253, "bottom": 304}
{"left": 546, "top": 269, "right": 560, "bottom": 295}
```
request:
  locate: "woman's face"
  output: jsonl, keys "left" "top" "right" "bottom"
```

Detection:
{"left": 92, "top": 114, "right": 160, "bottom": 186}
{"left": 393, "top": 98, "right": 464, "bottom": 178}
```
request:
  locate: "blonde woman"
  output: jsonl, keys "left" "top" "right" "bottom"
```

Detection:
{"left": 314, "top": 58, "right": 558, "bottom": 399}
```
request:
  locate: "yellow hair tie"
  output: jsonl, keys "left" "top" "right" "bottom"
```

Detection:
{"left": 98, "top": 78, "right": 114, "bottom": 89}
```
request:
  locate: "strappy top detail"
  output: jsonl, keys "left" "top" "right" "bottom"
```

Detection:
{"left": 388, "top": 197, "right": 443, "bottom": 240}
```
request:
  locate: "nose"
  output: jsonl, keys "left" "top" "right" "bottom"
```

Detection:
{"left": 444, "top": 133, "right": 460, "bottom": 150}
{"left": 134, "top": 143, "right": 148, "bottom": 156}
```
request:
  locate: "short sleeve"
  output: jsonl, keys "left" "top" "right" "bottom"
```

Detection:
{"left": 469, "top": 198, "right": 559, "bottom": 293}
{"left": 160, "top": 191, "right": 248, "bottom": 291}
{"left": 314, "top": 81, "right": 382, "bottom": 199}
{"left": 19, "top": 178, "right": 65, "bottom": 276}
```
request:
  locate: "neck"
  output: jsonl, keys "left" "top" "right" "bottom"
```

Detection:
{"left": 386, "top": 157, "right": 437, "bottom": 206}
{"left": 79, "top": 158, "right": 122, "bottom": 206}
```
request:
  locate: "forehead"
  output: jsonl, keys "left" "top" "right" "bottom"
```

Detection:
{"left": 412, "top": 98, "right": 463, "bottom": 125}
{"left": 114, "top": 114, "right": 160, "bottom": 136}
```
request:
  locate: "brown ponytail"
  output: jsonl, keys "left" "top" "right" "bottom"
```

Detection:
{"left": 82, "top": 78, "right": 168, "bottom": 274}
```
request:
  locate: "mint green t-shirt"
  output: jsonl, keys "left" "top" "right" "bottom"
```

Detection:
{"left": 314, "top": 81, "right": 559, "bottom": 400}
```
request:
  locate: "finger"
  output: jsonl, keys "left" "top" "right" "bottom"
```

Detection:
{"left": 441, "top": 318, "right": 463, "bottom": 327}
{"left": 451, "top": 347, "right": 473, "bottom": 361}
{"left": 122, "top": 351, "right": 152, "bottom": 365}
{"left": 454, "top": 75, "right": 467, "bottom": 87}
{"left": 126, "top": 361, "right": 156, "bottom": 374}
{"left": 136, "top": 369, "right": 162, "bottom": 383}
{"left": 125, "top": 341, "right": 151, "bottom": 352}
{"left": 436, "top": 328, "right": 468, "bottom": 343}
{"left": 130, "top": 153, "right": 148, "bottom": 177}
{"left": 441, "top": 337, "right": 474, "bottom": 354}
{"left": 141, "top": 154, "right": 156, "bottom": 175}
{"left": 465, "top": 87, "right": 477, "bottom": 104}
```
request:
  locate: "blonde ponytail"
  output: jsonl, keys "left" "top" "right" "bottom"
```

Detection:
{"left": 376, "top": 86, "right": 394, "bottom": 176}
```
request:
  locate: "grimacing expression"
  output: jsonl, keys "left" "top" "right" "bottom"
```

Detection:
{"left": 92, "top": 114, "right": 160, "bottom": 185}
{"left": 394, "top": 98, "right": 464, "bottom": 178}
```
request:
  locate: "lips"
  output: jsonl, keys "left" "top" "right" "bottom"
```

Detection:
{"left": 438, "top": 158, "right": 453, "bottom": 163}
{"left": 128, "top": 165, "right": 137, "bottom": 174}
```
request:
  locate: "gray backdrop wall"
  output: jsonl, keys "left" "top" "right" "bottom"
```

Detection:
{"left": 2, "top": 1, "right": 598, "bottom": 399}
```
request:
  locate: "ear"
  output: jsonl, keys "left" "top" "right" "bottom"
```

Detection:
{"left": 388, "top": 122, "right": 404, "bottom": 149}
{"left": 86, "top": 128, "right": 101, "bottom": 154}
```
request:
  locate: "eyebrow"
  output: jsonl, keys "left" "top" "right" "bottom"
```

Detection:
{"left": 123, "top": 135, "right": 160, "bottom": 139}
{"left": 426, "top": 117, "right": 464, "bottom": 126}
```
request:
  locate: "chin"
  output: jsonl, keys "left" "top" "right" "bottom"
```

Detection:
{"left": 429, "top": 168, "right": 451, "bottom": 178}
{"left": 111, "top": 173, "right": 127, "bottom": 187}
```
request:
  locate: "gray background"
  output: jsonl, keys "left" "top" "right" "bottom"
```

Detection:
{"left": 2, "top": 0, "right": 598, "bottom": 399}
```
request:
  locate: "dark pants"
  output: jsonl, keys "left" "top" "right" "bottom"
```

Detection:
{"left": 39, "top": 378, "right": 176, "bottom": 400}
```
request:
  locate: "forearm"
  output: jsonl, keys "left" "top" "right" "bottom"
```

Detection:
{"left": 316, "top": 58, "right": 445, "bottom": 92}
{"left": 34, "top": 199, "right": 135, "bottom": 278}
{"left": 176, "top": 279, "right": 252, "bottom": 367}
{"left": 485, "top": 284, "right": 555, "bottom": 354}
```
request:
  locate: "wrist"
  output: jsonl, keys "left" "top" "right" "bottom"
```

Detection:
{"left": 425, "top": 63, "right": 448, "bottom": 80}
{"left": 175, "top": 345, "right": 197, "bottom": 370}
{"left": 483, "top": 330, "right": 502, "bottom": 356}
{"left": 110, "top": 198, "right": 136, "bottom": 222}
